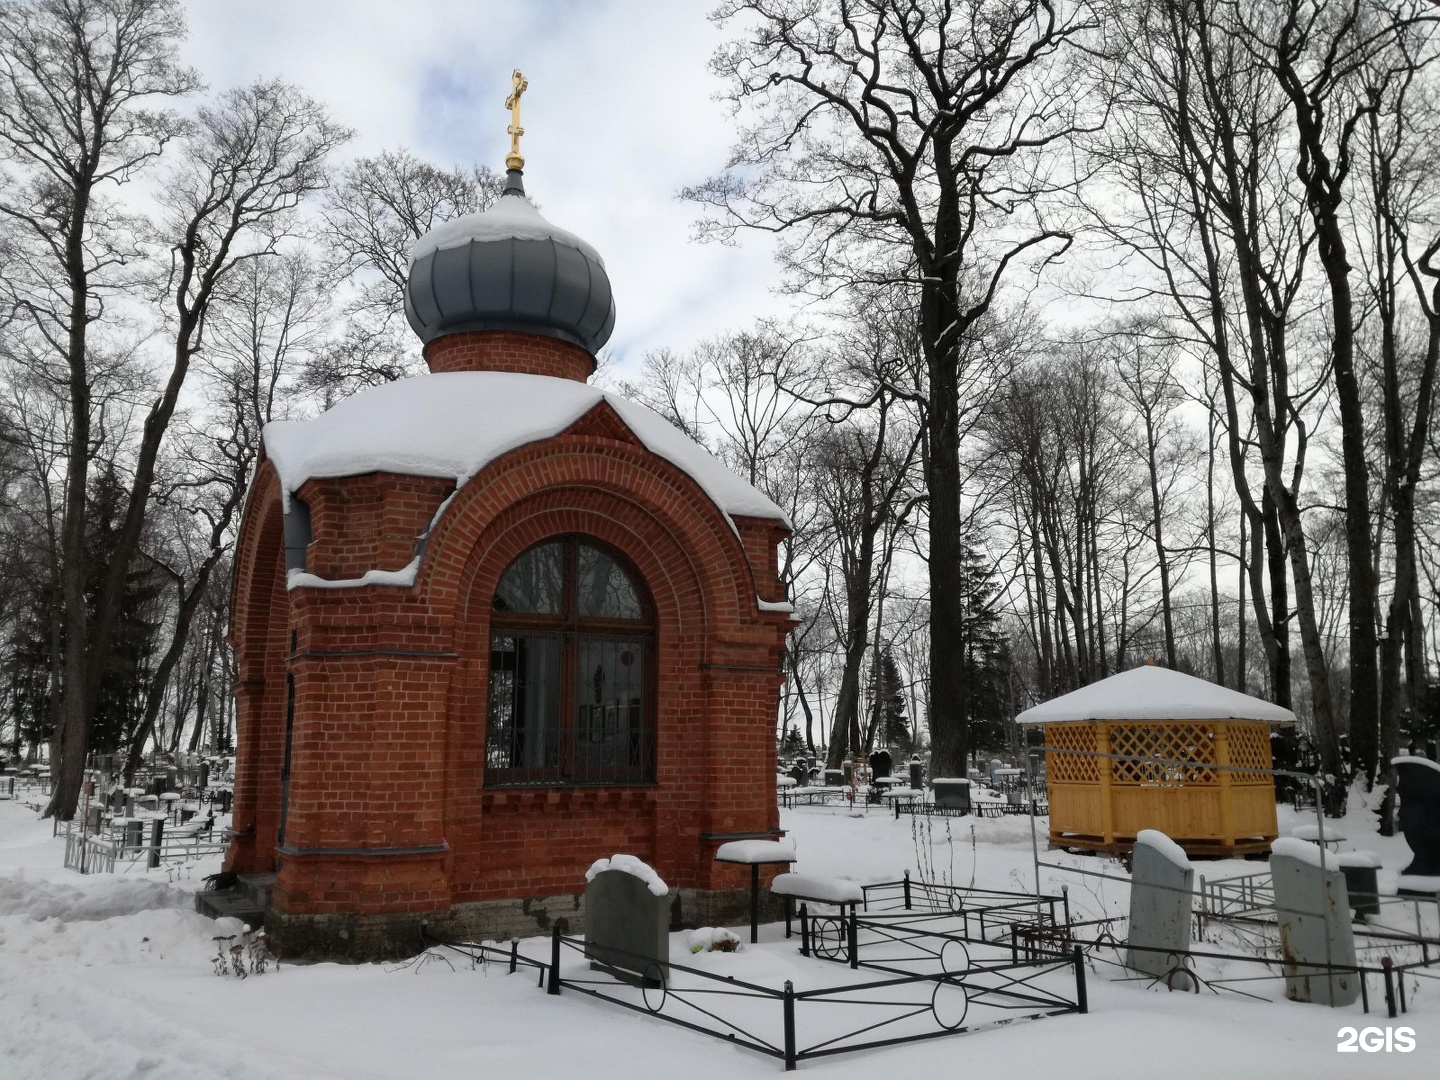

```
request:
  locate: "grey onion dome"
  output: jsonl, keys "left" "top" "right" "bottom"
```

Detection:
{"left": 404, "top": 171, "right": 616, "bottom": 354}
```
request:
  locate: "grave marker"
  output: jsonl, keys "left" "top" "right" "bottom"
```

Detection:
{"left": 1126, "top": 829, "right": 1195, "bottom": 986}
{"left": 584, "top": 855, "right": 672, "bottom": 987}
{"left": 1270, "top": 838, "right": 1359, "bottom": 1006}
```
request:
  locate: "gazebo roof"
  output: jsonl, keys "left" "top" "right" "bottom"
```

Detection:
{"left": 1016, "top": 666, "right": 1295, "bottom": 726}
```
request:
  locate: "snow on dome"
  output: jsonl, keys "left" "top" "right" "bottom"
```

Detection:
{"left": 262, "top": 371, "right": 791, "bottom": 530}
{"left": 409, "top": 194, "right": 604, "bottom": 268}
{"left": 1015, "top": 665, "right": 1295, "bottom": 726}
{"left": 585, "top": 853, "right": 669, "bottom": 896}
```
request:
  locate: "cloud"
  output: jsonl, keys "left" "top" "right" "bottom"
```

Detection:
{"left": 180, "top": 0, "right": 791, "bottom": 373}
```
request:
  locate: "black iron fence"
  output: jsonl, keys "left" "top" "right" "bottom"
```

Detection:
{"left": 513, "top": 890, "right": 1085, "bottom": 1073}
{"left": 422, "top": 894, "right": 1086, "bottom": 1074}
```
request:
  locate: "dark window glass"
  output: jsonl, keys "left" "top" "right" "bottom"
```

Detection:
{"left": 577, "top": 545, "right": 643, "bottom": 619}
{"left": 487, "top": 538, "right": 653, "bottom": 786}
{"left": 493, "top": 541, "right": 563, "bottom": 614}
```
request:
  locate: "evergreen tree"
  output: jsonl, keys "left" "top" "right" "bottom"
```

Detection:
{"left": 956, "top": 539, "right": 1010, "bottom": 758}
{"left": 4, "top": 584, "right": 56, "bottom": 755}
{"left": 83, "top": 466, "right": 166, "bottom": 755}
{"left": 779, "top": 722, "right": 805, "bottom": 761}
{"left": 875, "top": 648, "right": 912, "bottom": 758}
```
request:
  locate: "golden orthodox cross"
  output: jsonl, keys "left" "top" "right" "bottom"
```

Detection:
{"left": 505, "top": 69, "right": 528, "bottom": 170}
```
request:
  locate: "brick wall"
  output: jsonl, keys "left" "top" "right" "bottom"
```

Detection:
{"left": 230, "top": 370, "right": 791, "bottom": 959}
{"left": 225, "top": 473, "right": 291, "bottom": 876}
{"left": 423, "top": 329, "right": 595, "bottom": 381}
{"left": 299, "top": 473, "right": 454, "bottom": 580}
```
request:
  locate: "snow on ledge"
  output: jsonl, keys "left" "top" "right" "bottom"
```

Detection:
{"left": 757, "top": 597, "right": 794, "bottom": 614}
{"left": 714, "top": 839, "right": 796, "bottom": 864}
{"left": 1334, "top": 851, "right": 1379, "bottom": 869}
{"left": 770, "top": 872, "right": 863, "bottom": 904}
{"left": 585, "top": 853, "right": 669, "bottom": 897}
{"left": 287, "top": 559, "right": 420, "bottom": 591}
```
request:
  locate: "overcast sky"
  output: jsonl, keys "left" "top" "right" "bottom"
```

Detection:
{"left": 180, "top": 1, "right": 788, "bottom": 375}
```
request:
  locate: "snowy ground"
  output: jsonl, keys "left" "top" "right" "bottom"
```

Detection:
{"left": 1, "top": 789, "right": 1436, "bottom": 1080}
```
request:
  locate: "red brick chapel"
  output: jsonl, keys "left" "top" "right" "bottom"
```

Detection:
{"left": 225, "top": 115, "right": 792, "bottom": 960}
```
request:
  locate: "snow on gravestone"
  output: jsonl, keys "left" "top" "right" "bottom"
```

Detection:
{"left": 1126, "top": 830, "right": 1195, "bottom": 987}
{"left": 1270, "top": 838, "right": 1360, "bottom": 1007}
{"left": 584, "top": 855, "right": 672, "bottom": 987}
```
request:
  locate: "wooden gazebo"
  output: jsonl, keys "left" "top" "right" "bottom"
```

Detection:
{"left": 1019, "top": 667, "right": 1291, "bottom": 856}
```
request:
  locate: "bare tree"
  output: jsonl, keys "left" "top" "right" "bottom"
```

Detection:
{"left": 689, "top": 0, "right": 1098, "bottom": 776}
{"left": 1089, "top": 0, "right": 1356, "bottom": 774}
{"left": 311, "top": 148, "right": 503, "bottom": 397}
{"left": 15, "top": 53, "right": 347, "bottom": 816}
{"left": 0, "top": 0, "right": 202, "bottom": 817}
{"left": 812, "top": 391, "right": 922, "bottom": 768}
{"left": 110, "top": 91, "right": 345, "bottom": 783}
{"left": 1354, "top": 26, "right": 1440, "bottom": 823}
{"left": 1243, "top": 0, "right": 1440, "bottom": 783}
{"left": 321, "top": 148, "right": 502, "bottom": 327}
{"left": 1109, "top": 320, "right": 1199, "bottom": 669}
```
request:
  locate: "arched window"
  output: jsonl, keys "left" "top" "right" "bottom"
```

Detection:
{"left": 486, "top": 537, "right": 654, "bottom": 786}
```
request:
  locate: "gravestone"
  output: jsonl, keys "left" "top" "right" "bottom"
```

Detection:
{"left": 1126, "top": 830, "right": 1195, "bottom": 987}
{"left": 932, "top": 777, "right": 971, "bottom": 811}
{"left": 1393, "top": 755, "right": 1440, "bottom": 895}
{"left": 584, "top": 856, "right": 672, "bottom": 987}
{"left": 870, "top": 750, "right": 893, "bottom": 782}
{"left": 1270, "top": 838, "right": 1359, "bottom": 1006}
{"left": 1335, "top": 852, "right": 1380, "bottom": 920}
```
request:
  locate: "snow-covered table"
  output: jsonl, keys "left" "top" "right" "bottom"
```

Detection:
{"left": 1290, "top": 823, "right": 1346, "bottom": 852}
{"left": 770, "top": 872, "right": 864, "bottom": 952}
{"left": 714, "top": 839, "right": 798, "bottom": 943}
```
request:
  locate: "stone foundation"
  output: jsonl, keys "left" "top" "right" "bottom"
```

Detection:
{"left": 265, "top": 886, "right": 784, "bottom": 963}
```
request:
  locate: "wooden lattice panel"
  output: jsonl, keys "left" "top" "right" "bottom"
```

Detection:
{"left": 1108, "top": 723, "right": 1215, "bottom": 786}
{"left": 1226, "top": 721, "right": 1272, "bottom": 782}
{"left": 1043, "top": 723, "right": 1099, "bottom": 783}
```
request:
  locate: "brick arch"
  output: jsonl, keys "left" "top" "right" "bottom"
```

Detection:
{"left": 418, "top": 437, "right": 782, "bottom": 902}
{"left": 417, "top": 434, "right": 762, "bottom": 642}
{"left": 225, "top": 462, "right": 292, "bottom": 874}
{"left": 450, "top": 494, "right": 704, "bottom": 651}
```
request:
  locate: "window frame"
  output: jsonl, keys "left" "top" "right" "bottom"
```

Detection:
{"left": 485, "top": 535, "right": 655, "bottom": 787}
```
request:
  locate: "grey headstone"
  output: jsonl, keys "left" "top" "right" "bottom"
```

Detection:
{"left": 1270, "top": 846, "right": 1360, "bottom": 1006}
{"left": 1126, "top": 831, "right": 1195, "bottom": 985}
{"left": 584, "top": 868, "right": 671, "bottom": 987}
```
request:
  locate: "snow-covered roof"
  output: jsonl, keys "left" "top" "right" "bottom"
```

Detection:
{"left": 409, "top": 194, "right": 604, "bottom": 267}
{"left": 1015, "top": 665, "right": 1295, "bottom": 726}
{"left": 262, "top": 371, "right": 790, "bottom": 529}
